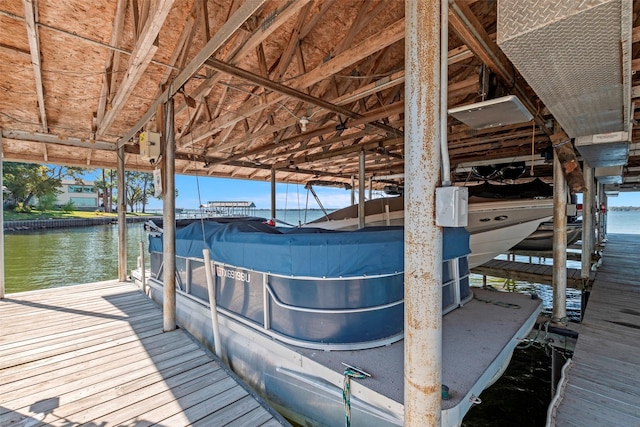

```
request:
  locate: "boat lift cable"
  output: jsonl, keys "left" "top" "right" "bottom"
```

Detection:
{"left": 182, "top": 89, "right": 223, "bottom": 360}
{"left": 304, "top": 183, "right": 329, "bottom": 219}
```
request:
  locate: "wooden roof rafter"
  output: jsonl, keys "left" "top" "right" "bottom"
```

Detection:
{"left": 22, "top": 0, "right": 46, "bottom": 133}
{"left": 97, "top": 0, "right": 176, "bottom": 137}
{"left": 180, "top": 14, "right": 405, "bottom": 147}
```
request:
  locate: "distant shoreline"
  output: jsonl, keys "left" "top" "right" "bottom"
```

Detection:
{"left": 4, "top": 215, "right": 160, "bottom": 232}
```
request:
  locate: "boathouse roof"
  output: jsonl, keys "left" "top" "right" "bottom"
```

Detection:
{"left": 0, "top": 1, "right": 638, "bottom": 191}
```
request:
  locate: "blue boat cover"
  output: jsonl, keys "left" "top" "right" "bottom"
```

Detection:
{"left": 149, "top": 220, "right": 469, "bottom": 278}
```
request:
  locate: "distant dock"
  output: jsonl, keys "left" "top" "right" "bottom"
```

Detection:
{"left": 0, "top": 280, "right": 288, "bottom": 426}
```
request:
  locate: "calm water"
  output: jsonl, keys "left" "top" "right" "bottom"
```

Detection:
{"left": 2, "top": 210, "right": 638, "bottom": 425}
{"left": 4, "top": 223, "right": 149, "bottom": 293}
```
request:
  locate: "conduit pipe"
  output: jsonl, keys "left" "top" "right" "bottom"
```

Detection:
{"left": 404, "top": 0, "right": 443, "bottom": 424}
{"left": 440, "top": 0, "right": 450, "bottom": 185}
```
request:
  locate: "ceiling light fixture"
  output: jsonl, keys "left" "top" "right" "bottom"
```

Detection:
{"left": 299, "top": 117, "right": 309, "bottom": 132}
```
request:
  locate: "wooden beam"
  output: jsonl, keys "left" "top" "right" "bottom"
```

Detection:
{"left": 96, "top": 0, "right": 127, "bottom": 128}
{"left": 23, "top": 0, "right": 47, "bottom": 132}
{"left": 118, "top": 0, "right": 268, "bottom": 147}
{"left": 98, "top": 0, "right": 176, "bottom": 136}
{"left": 633, "top": 26, "right": 640, "bottom": 44}
{"left": 0, "top": 43, "right": 30, "bottom": 58}
{"left": 174, "top": 0, "right": 312, "bottom": 124}
{"left": 182, "top": 16, "right": 406, "bottom": 146}
{"left": 205, "top": 58, "right": 402, "bottom": 137}
{"left": 2, "top": 129, "right": 116, "bottom": 151}
{"left": 208, "top": 101, "right": 404, "bottom": 165}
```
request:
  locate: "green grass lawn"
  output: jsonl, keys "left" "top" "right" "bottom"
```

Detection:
{"left": 3, "top": 210, "right": 154, "bottom": 221}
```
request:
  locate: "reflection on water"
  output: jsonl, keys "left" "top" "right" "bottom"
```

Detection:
{"left": 4, "top": 223, "right": 149, "bottom": 294}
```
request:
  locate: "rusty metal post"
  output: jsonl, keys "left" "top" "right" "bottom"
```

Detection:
{"left": 270, "top": 167, "right": 276, "bottom": 221}
{"left": 163, "top": 95, "right": 177, "bottom": 332}
{"left": 117, "top": 144, "right": 127, "bottom": 282}
{"left": 358, "top": 150, "right": 365, "bottom": 229}
{"left": 0, "top": 131, "right": 4, "bottom": 299}
{"left": 552, "top": 153, "right": 567, "bottom": 324}
{"left": 581, "top": 164, "right": 594, "bottom": 280}
{"left": 404, "top": 0, "right": 443, "bottom": 424}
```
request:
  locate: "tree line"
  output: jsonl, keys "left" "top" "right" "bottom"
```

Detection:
{"left": 2, "top": 162, "right": 170, "bottom": 213}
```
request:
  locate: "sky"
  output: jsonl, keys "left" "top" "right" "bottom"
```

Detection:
{"left": 79, "top": 170, "right": 640, "bottom": 211}
{"left": 144, "top": 174, "right": 640, "bottom": 211}
{"left": 142, "top": 174, "right": 357, "bottom": 211}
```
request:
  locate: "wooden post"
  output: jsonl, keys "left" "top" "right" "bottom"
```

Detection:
{"left": 404, "top": 0, "right": 443, "bottom": 424}
{"left": 163, "top": 95, "right": 176, "bottom": 332}
{"left": 552, "top": 153, "right": 568, "bottom": 324}
{"left": 117, "top": 145, "right": 127, "bottom": 281}
{"left": 0, "top": 131, "right": 4, "bottom": 299}
{"left": 581, "top": 164, "right": 594, "bottom": 280}
{"left": 550, "top": 131, "right": 586, "bottom": 193}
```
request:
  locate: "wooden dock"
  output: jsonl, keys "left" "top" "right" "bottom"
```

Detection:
{"left": 471, "top": 259, "right": 594, "bottom": 289}
{"left": 549, "top": 234, "right": 640, "bottom": 426}
{"left": 0, "top": 280, "right": 288, "bottom": 427}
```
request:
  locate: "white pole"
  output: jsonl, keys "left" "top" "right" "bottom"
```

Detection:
{"left": 405, "top": 0, "right": 443, "bottom": 425}
{"left": 203, "top": 249, "right": 222, "bottom": 359}
{"left": 139, "top": 241, "right": 146, "bottom": 294}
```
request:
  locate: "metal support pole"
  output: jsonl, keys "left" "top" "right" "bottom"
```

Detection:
{"left": 139, "top": 241, "right": 146, "bottom": 294}
{"left": 117, "top": 145, "right": 127, "bottom": 282}
{"left": 351, "top": 175, "right": 356, "bottom": 206}
{"left": 270, "top": 167, "right": 276, "bottom": 221}
{"left": 596, "top": 183, "right": 603, "bottom": 245}
{"left": 163, "top": 96, "right": 176, "bottom": 332}
{"left": 358, "top": 151, "right": 366, "bottom": 229}
{"left": 0, "top": 132, "right": 4, "bottom": 299}
{"left": 404, "top": 0, "right": 443, "bottom": 424}
{"left": 552, "top": 153, "right": 567, "bottom": 324}
{"left": 581, "top": 164, "right": 594, "bottom": 280}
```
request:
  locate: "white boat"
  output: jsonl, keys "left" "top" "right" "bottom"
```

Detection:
{"left": 134, "top": 218, "right": 542, "bottom": 426}
{"left": 512, "top": 221, "right": 583, "bottom": 252}
{"left": 305, "top": 195, "right": 553, "bottom": 268}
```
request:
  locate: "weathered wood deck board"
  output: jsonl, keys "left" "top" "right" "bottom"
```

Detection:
{"left": 471, "top": 258, "right": 593, "bottom": 288}
{"left": 551, "top": 234, "right": 640, "bottom": 426}
{"left": 0, "top": 280, "right": 288, "bottom": 426}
